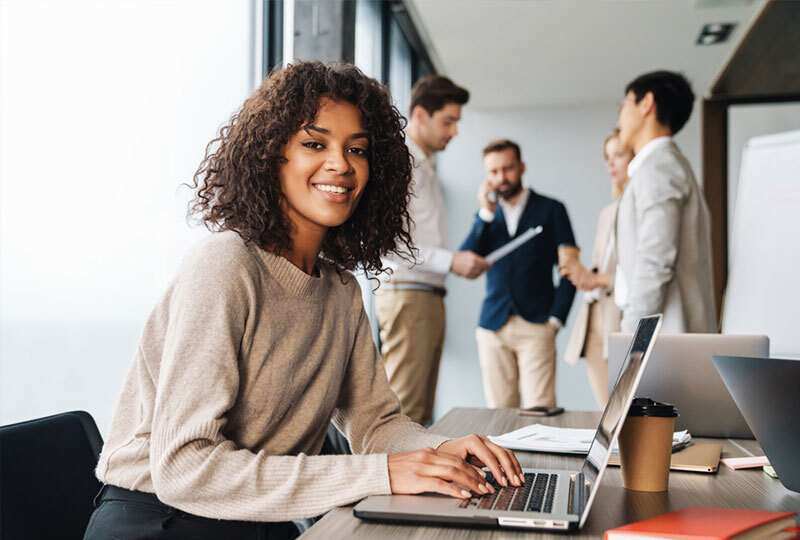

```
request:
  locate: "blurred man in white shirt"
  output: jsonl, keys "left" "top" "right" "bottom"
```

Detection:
{"left": 377, "top": 75, "right": 487, "bottom": 425}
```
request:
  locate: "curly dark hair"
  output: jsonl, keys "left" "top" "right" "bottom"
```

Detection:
{"left": 189, "top": 61, "right": 414, "bottom": 275}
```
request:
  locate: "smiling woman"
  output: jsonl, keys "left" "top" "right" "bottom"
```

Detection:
{"left": 189, "top": 61, "right": 414, "bottom": 277}
{"left": 278, "top": 98, "right": 372, "bottom": 271}
{"left": 84, "top": 61, "right": 522, "bottom": 540}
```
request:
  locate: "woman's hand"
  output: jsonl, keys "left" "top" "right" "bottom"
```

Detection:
{"left": 562, "top": 261, "right": 596, "bottom": 291}
{"left": 559, "top": 257, "right": 583, "bottom": 279}
{"left": 388, "top": 448, "right": 494, "bottom": 499}
{"left": 589, "top": 272, "right": 612, "bottom": 290}
{"left": 438, "top": 434, "right": 524, "bottom": 489}
{"left": 572, "top": 265, "right": 596, "bottom": 290}
{"left": 571, "top": 267, "right": 612, "bottom": 292}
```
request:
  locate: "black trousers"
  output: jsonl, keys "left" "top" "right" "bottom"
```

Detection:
{"left": 83, "top": 485, "right": 300, "bottom": 540}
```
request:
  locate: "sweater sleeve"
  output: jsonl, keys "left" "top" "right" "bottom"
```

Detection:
{"left": 148, "top": 251, "right": 402, "bottom": 522}
{"left": 332, "top": 295, "right": 450, "bottom": 455}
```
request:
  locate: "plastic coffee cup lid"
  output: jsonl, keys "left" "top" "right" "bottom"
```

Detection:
{"left": 628, "top": 397, "right": 678, "bottom": 417}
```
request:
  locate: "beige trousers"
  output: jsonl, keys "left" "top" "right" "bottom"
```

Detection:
{"left": 475, "top": 316, "right": 556, "bottom": 409}
{"left": 583, "top": 302, "right": 610, "bottom": 408}
{"left": 375, "top": 289, "right": 445, "bottom": 425}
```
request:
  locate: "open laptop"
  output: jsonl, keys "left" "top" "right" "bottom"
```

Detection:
{"left": 354, "top": 314, "right": 663, "bottom": 532}
{"left": 608, "top": 333, "right": 769, "bottom": 438}
{"left": 713, "top": 355, "right": 800, "bottom": 493}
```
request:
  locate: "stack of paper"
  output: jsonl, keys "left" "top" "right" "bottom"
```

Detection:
{"left": 488, "top": 423, "right": 692, "bottom": 455}
{"left": 721, "top": 456, "right": 769, "bottom": 471}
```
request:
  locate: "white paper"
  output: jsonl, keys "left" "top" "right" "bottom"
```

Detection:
{"left": 485, "top": 226, "right": 543, "bottom": 264}
{"left": 488, "top": 423, "right": 691, "bottom": 455}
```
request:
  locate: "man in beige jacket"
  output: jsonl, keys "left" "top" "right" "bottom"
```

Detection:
{"left": 614, "top": 70, "right": 717, "bottom": 334}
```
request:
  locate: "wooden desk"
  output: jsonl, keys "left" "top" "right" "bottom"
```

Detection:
{"left": 300, "top": 408, "right": 800, "bottom": 539}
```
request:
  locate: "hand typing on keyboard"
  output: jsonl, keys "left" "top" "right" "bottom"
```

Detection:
{"left": 460, "top": 472, "right": 559, "bottom": 513}
{"left": 438, "top": 434, "right": 524, "bottom": 488}
{"left": 387, "top": 448, "right": 493, "bottom": 499}
{"left": 388, "top": 434, "right": 523, "bottom": 500}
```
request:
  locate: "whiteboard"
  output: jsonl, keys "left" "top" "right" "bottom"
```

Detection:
{"left": 722, "top": 129, "right": 800, "bottom": 357}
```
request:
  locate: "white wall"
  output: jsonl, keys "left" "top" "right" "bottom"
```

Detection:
{"left": 431, "top": 102, "right": 701, "bottom": 420}
{"left": 0, "top": 0, "right": 254, "bottom": 432}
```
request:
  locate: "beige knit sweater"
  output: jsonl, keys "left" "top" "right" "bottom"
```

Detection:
{"left": 96, "top": 231, "right": 450, "bottom": 521}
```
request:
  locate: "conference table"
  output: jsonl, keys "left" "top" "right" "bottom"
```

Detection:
{"left": 299, "top": 408, "right": 800, "bottom": 539}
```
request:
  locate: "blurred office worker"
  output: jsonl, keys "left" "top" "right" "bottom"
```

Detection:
{"left": 563, "top": 129, "right": 633, "bottom": 408}
{"left": 378, "top": 76, "right": 487, "bottom": 425}
{"left": 460, "top": 139, "right": 577, "bottom": 409}
{"left": 614, "top": 70, "right": 717, "bottom": 333}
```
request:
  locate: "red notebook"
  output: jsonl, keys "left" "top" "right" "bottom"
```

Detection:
{"left": 604, "top": 507, "right": 797, "bottom": 539}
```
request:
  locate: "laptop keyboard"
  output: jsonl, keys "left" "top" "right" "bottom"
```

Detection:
{"left": 458, "top": 472, "right": 558, "bottom": 513}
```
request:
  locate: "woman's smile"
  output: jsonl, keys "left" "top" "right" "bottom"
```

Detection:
{"left": 280, "top": 98, "right": 370, "bottom": 233}
{"left": 311, "top": 180, "right": 356, "bottom": 203}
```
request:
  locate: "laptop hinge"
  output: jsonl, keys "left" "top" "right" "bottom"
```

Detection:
{"left": 569, "top": 473, "right": 587, "bottom": 516}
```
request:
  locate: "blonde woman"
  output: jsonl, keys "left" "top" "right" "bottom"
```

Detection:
{"left": 563, "top": 129, "right": 633, "bottom": 407}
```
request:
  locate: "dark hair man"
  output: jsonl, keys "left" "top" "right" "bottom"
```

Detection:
{"left": 377, "top": 75, "right": 486, "bottom": 425}
{"left": 614, "top": 70, "right": 716, "bottom": 333}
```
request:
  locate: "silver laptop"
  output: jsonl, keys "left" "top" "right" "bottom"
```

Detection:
{"left": 354, "top": 314, "right": 663, "bottom": 532}
{"left": 608, "top": 333, "right": 769, "bottom": 439}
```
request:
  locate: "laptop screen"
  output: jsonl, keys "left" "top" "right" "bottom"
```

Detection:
{"left": 578, "top": 314, "right": 662, "bottom": 526}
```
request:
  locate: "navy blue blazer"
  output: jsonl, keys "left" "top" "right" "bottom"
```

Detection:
{"left": 460, "top": 189, "right": 577, "bottom": 331}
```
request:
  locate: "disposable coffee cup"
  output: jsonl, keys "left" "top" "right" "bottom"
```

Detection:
{"left": 618, "top": 398, "right": 678, "bottom": 492}
{"left": 623, "top": 490, "right": 670, "bottom": 524}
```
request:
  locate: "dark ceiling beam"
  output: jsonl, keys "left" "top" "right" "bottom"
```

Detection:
{"left": 702, "top": 0, "right": 800, "bottom": 319}
{"left": 711, "top": 0, "right": 800, "bottom": 100}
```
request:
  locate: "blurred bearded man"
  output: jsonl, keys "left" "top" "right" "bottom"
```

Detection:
{"left": 460, "top": 139, "right": 577, "bottom": 409}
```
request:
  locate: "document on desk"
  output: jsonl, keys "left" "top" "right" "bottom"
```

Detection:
{"left": 721, "top": 456, "right": 770, "bottom": 470}
{"left": 489, "top": 423, "right": 691, "bottom": 454}
{"left": 485, "top": 226, "right": 543, "bottom": 264}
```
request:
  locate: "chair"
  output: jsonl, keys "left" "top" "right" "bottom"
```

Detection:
{"left": 0, "top": 411, "right": 103, "bottom": 540}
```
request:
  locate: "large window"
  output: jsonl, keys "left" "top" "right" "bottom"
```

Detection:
{"left": 388, "top": 17, "right": 413, "bottom": 115}
{"left": 384, "top": 1, "right": 437, "bottom": 107}
{"left": 293, "top": 0, "right": 355, "bottom": 64}
{"left": 263, "top": 0, "right": 435, "bottom": 106}
{"left": 0, "top": 0, "right": 439, "bottom": 429}
{"left": 353, "top": 1, "right": 438, "bottom": 332}
{"left": 354, "top": 0, "right": 384, "bottom": 80}
{"left": 0, "top": 0, "right": 255, "bottom": 430}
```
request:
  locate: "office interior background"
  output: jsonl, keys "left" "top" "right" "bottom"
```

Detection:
{"left": 1, "top": 0, "right": 799, "bottom": 434}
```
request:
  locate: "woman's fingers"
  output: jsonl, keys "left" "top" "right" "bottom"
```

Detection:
{"left": 493, "top": 444, "right": 524, "bottom": 484}
{"left": 392, "top": 449, "right": 495, "bottom": 497}
{"left": 470, "top": 463, "right": 490, "bottom": 483}
{"left": 423, "top": 477, "right": 472, "bottom": 499}
{"left": 463, "top": 436, "right": 509, "bottom": 487}
{"left": 424, "top": 452, "right": 492, "bottom": 494}
{"left": 418, "top": 463, "right": 489, "bottom": 495}
{"left": 387, "top": 445, "right": 520, "bottom": 500}
{"left": 466, "top": 435, "right": 524, "bottom": 486}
